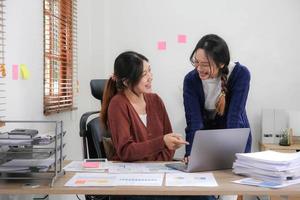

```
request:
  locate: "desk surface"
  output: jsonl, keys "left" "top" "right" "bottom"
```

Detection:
{"left": 260, "top": 143, "right": 300, "bottom": 151}
{"left": 0, "top": 170, "right": 300, "bottom": 196}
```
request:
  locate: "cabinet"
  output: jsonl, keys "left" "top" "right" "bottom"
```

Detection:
{"left": 0, "top": 120, "right": 65, "bottom": 186}
{"left": 260, "top": 143, "right": 300, "bottom": 153}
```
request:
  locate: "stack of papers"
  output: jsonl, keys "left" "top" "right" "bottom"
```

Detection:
{"left": 0, "top": 158, "right": 55, "bottom": 172}
{"left": 233, "top": 150, "right": 300, "bottom": 187}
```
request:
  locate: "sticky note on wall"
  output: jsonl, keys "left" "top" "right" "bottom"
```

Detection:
{"left": 157, "top": 41, "right": 166, "bottom": 50}
{"left": 20, "top": 64, "right": 30, "bottom": 80}
{"left": 177, "top": 34, "right": 187, "bottom": 43}
{"left": 12, "top": 64, "right": 19, "bottom": 80}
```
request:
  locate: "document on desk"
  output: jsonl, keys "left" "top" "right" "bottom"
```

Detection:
{"left": 65, "top": 173, "right": 164, "bottom": 187}
{"left": 65, "top": 173, "right": 117, "bottom": 187}
{"left": 116, "top": 173, "right": 164, "bottom": 186}
{"left": 63, "top": 161, "right": 107, "bottom": 172}
{"left": 108, "top": 162, "right": 178, "bottom": 173}
{"left": 165, "top": 172, "right": 218, "bottom": 187}
{"left": 233, "top": 177, "right": 300, "bottom": 189}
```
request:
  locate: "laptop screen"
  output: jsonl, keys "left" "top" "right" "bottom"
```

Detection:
{"left": 187, "top": 128, "right": 250, "bottom": 172}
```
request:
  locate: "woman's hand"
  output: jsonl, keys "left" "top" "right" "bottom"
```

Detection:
{"left": 182, "top": 156, "right": 190, "bottom": 164}
{"left": 163, "top": 133, "right": 189, "bottom": 150}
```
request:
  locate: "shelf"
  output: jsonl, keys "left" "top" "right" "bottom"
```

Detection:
{"left": 0, "top": 120, "right": 65, "bottom": 186}
{"left": 260, "top": 142, "right": 300, "bottom": 153}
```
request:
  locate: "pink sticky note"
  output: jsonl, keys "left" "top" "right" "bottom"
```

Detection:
{"left": 12, "top": 64, "right": 19, "bottom": 80}
{"left": 82, "top": 162, "right": 100, "bottom": 168}
{"left": 178, "top": 34, "right": 187, "bottom": 43}
{"left": 157, "top": 41, "right": 166, "bottom": 50}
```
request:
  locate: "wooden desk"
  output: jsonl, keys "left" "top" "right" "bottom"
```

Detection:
{"left": 260, "top": 143, "right": 300, "bottom": 152}
{"left": 0, "top": 170, "right": 299, "bottom": 200}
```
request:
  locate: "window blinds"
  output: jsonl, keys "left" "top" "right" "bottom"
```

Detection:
{"left": 43, "top": 0, "right": 77, "bottom": 115}
{"left": 0, "top": 0, "right": 5, "bottom": 122}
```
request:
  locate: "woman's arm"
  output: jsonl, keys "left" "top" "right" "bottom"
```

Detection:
{"left": 183, "top": 72, "right": 204, "bottom": 156}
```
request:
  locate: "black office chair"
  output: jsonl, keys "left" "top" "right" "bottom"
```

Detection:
{"left": 79, "top": 79, "right": 109, "bottom": 160}
{"left": 79, "top": 79, "right": 111, "bottom": 200}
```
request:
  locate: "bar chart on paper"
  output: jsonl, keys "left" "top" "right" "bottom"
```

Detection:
{"left": 117, "top": 174, "right": 164, "bottom": 186}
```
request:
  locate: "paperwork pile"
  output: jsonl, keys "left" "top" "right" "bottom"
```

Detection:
{"left": 232, "top": 150, "right": 300, "bottom": 187}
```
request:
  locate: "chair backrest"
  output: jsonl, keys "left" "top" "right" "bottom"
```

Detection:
{"left": 90, "top": 79, "right": 107, "bottom": 101}
{"left": 87, "top": 117, "right": 107, "bottom": 158}
{"left": 79, "top": 79, "right": 109, "bottom": 159}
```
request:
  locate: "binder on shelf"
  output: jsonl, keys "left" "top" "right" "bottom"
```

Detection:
{"left": 288, "top": 110, "right": 300, "bottom": 137}
{"left": 262, "top": 109, "right": 289, "bottom": 144}
{"left": 262, "top": 109, "right": 275, "bottom": 144}
{"left": 274, "top": 109, "right": 288, "bottom": 144}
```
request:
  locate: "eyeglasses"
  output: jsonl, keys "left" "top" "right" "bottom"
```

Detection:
{"left": 191, "top": 57, "right": 210, "bottom": 70}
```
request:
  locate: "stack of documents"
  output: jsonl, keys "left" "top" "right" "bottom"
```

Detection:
{"left": 232, "top": 150, "right": 300, "bottom": 187}
{"left": 0, "top": 157, "right": 55, "bottom": 172}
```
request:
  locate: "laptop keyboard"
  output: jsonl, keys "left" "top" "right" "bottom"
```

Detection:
{"left": 165, "top": 163, "right": 188, "bottom": 171}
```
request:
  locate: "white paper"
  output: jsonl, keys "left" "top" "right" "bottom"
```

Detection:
{"left": 233, "top": 151, "right": 300, "bottom": 184}
{"left": 2, "top": 158, "right": 54, "bottom": 167}
{"left": 108, "top": 162, "right": 178, "bottom": 173}
{"left": 233, "top": 159, "right": 300, "bottom": 171}
{"left": 63, "top": 161, "right": 106, "bottom": 172}
{"left": 65, "top": 173, "right": 164, "bottom": 187}
{"left": 116, "top": 173, "right": 164, "bottom": 186}
{"left": 236, "top": 151, "right": 300, "bottom": 164}
{"left": 65, "top": 173, "right": 117, "bottom": 187}
{"left": 233, "top": 177, "right": 300, "bottom": 189}
{"left": 165, "top": 172, "right": 218, "bottom": 187}
{"left": 0, "top": 139, "right": 32, "bottom": 145}
{"left": 233, "top": 162, "right": 300, "bottom": 177}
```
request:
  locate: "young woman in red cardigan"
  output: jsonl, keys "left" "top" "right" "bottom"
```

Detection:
{"left": 102, "top": 51, "right": 187, "bottom": 162}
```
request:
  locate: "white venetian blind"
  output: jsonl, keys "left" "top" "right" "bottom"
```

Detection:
{"left": 0, "top": 0, "right": 5, "bottom": 123}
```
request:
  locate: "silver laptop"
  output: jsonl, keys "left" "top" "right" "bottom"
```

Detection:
{"left": 166, "top": 128, "right": 250, "bottom": 172}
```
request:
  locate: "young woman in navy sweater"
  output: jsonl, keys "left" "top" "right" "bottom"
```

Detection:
{"left": 183, "top": 34, "right": 252, "bottom": 161}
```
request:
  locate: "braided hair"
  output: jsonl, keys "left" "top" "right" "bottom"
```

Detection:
{"left": 190, "top": 34, "right": 230, "bottom": 116}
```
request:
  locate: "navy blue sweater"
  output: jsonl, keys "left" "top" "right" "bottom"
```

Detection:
{"left": 183, "top": 62, "right": 252, "bottom": 156}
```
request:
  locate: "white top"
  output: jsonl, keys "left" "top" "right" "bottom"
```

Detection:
{"left": 202, "top": 62, "right": 236, "bottom": 112}
{"left": 139, "top": 114, "right": 147, "bottom": 126}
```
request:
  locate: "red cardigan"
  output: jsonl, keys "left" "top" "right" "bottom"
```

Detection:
{"left": 108, "top": 92, "right": 174, "bottom": 162}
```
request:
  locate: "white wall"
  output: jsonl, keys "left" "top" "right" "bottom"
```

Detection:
{"left": 2, "top": 0, "right": 300, "bottom": 199}
{"left": 3, "top": 0, "right": 103, "bottom": 199}
{"left": 98, "top": 0, "right": 300, "bottom": 157}
{"left": 5, "top": 0, "right": 108, "bottom": 162}
{"left": 4, "top": 0, "right": 300, "bottom": 163}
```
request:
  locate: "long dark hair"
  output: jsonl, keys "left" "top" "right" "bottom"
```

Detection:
{"left": 190, "top": 34, "right": 230, "bottom": 116}
{"left": 101, "top": 51, "right": 148, "bottom": 129}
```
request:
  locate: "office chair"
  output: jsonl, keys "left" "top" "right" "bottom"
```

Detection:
{"left": 79, "top": 79, "right": 109, "bottom": 159}
{"left": 79, "top": 79, "right": 111, "bottom": 200}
